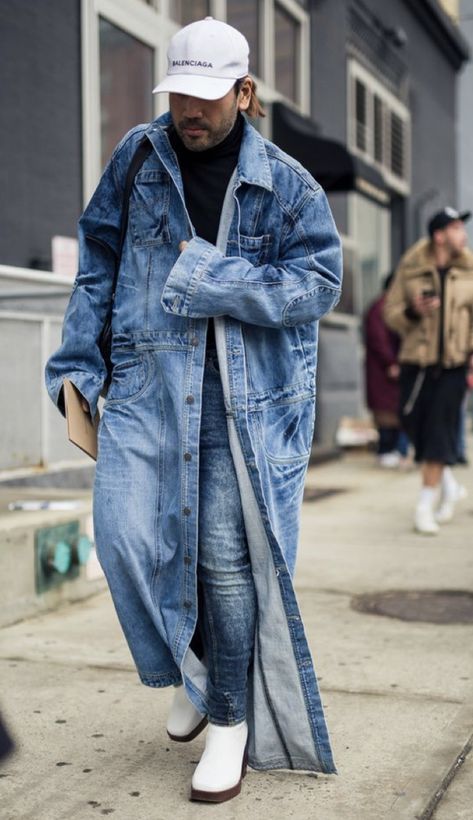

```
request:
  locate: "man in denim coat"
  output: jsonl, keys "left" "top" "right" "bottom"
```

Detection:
{"left": 46, "top": 18, "right": 342, "bottom": 803}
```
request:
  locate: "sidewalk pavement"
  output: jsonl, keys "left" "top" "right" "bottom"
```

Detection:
{"left": 1, "top": 449, "right": 473, "bottom": 820}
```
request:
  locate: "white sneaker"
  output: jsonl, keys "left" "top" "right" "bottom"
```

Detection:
{"left": 166, "top": 685, "right": 207, "bottom": 742}
{"left": 435, "top": 485, "right": 468, "bottom": 524}
{"left": 190, "top": 721, "right": 248, "bottom": 803}
{"left": 414, "top": 505, "right": 439, "bottom": 535}
{"left": 378, "top": 452, "right": 401, "bottom": 469}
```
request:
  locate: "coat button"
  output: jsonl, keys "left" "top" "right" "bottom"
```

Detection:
{"left": 186, "top": 395, "right": 194, "bottom": 404}
{"left": 183, "top": 507, "right": 191, "bottom": 516}
{"left": 184, "top": 452, "right": 192, "bottom": 462}
{"left": 190, "top": 337, "right": 199, "bottom": 346}
{"left": 184, "top": 556, "right": 192, "bottom": 565}
{"left": 184, "top": 600, "right": 192, "bottom": 609}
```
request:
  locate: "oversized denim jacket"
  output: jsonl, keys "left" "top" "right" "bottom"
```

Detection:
{"left": 46, "top": 112, "right": 343, "bottom": 774}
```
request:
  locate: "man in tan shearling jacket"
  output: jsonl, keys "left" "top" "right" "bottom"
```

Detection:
{"left": 384, "top": 207, "right": 473, "bottom": 535}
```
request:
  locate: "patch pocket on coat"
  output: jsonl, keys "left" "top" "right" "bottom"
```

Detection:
{"left": 228, "top": 234, "right": 273, "bottom": 266}
{"left": 106, "top": 354, "right": 152, "bottom": 405}
{"left": 129, "top": 170, "right": 172, "bottom": 248}
{"left": 255, "top": 400, "right": 314, "bottom": 464}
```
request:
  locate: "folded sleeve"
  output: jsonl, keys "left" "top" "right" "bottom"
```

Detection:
{"left": 161, "top": 187, "right": 342, "bottom": 328}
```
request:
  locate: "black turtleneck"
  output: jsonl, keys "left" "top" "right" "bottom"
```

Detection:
{"left": 169, "top": 112, "right": 244, "bottom": 348}
{"left": 169, "top": 112, "right": 243, "bottom": 244}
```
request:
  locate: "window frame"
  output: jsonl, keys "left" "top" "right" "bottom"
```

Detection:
{"left": 82, "top": 0, "right": 178, "bottom": 204}
{"left": 347, "top": 58, "right": 411, "bottom": 196}
{"left": 81, "top": 0, "right": 311, "bottom": 202}
{"left": 347, "top": 191, "right": 392, "bottom": 315}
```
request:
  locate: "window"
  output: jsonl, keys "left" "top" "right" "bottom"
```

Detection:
{"left": 355, "top": 79, "right": 367, "bottom": 152}
{"left": 349, "top": 60, "right": 410, "bottom": 195}
{"left": 373, "top": 95, "right": 383, "bottom": 163}
{"left": 169, "top": 0, "right": 210, "bottom": 26}
{"left": 335, "top": 239, "right": 359, "bottom": 315}
{"left": 99, "top": 18, "right": 154, "bottom": 168}
{"left": 82, "top": 0, "right": 311, "bottom": 201}
{"left": 226, "top": 0, "right": 260, "bottom": 76}
{"left": 275, "top": 3, "right": 301, "bottom": 104}
{"left": 349, "top": 193, "right": 391, "bottom": 314}
{"left": 390, "top": 111, "right": 405, "bottom": 178}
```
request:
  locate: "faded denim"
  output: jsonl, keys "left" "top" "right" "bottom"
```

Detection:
{"left": 45, "top": 112, "right": 343, "bottom": 774}
{"left": 198, "top": 352, "right": 256, "bottom": 726}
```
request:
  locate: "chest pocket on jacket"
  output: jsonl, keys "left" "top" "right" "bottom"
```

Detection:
{"left": 227, "top": 234, "right": 273, "bottom": 266}
{"left": 129, "top": 170, "right": 172, "bottom": 248}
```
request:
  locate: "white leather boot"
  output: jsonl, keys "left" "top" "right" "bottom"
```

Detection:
{"left": 166, "top": 685, "right": 207, "bottom": 742}
{"left": 190, "top": 720, "right": 248, "bottom": 803}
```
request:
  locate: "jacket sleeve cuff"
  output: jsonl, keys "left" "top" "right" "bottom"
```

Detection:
{"left": 161, "top": 237, "right": 217, "bottom": 317}
{"left": 47, "top": 372, "right": 104, "bottom": 419}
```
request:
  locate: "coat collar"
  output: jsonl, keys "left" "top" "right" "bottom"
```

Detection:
{"left": 401, "top": 237, "right": 473, "bottom": 275}
{"left": 145, "top": 112, "right": 273, "bottom": 192}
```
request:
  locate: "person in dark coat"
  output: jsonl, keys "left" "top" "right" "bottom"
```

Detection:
{"left": 364, "top": 273, "right": 408, "bottom": 467}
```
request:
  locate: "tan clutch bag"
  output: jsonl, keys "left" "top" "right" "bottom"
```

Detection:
{"left": 63, "top": 378, "right": 100, "bottom": 461}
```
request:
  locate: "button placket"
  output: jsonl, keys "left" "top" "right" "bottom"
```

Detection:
{"left": 181, "top": 342, "right": 201, "bottom": 630}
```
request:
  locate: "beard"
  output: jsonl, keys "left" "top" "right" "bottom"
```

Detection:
{"left": 447, "top": 241, "right": 465, "bottom": 260}
{"left": 174, "top": 106, "right": 238, "bottom": 152}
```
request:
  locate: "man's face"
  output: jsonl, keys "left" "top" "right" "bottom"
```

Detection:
{"left": 169, "top": 87, "right": 240, "bottom": 152}
{"left": 435, "top": 220, "right": 468, "bottom": 257}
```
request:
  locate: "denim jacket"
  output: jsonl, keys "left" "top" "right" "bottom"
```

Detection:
{"left": 46, "top": 112, "right": 342, "bottom": 774}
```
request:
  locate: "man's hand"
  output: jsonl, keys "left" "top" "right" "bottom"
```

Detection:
{"left": 411, "top": 293, "right": 440, "bottom": 316}
{"left": 179, "top": 241, "right": 188, "bottom": 253}
{"left": 387, "top": 363, "right": 400, "bottom": 380}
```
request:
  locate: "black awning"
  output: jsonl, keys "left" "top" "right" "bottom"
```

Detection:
{"left": 272, "top": 102, "right": 389, "bottom": 202}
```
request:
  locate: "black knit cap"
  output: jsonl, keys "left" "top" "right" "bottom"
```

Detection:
{"left": 427, "top": 206, "right": 471, "bottom": 237}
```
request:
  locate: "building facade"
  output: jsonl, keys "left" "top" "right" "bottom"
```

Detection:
{"left": 0, "top": 0, "right": 469, "bottom": 468}
{"left": 309, "top": 0, "right": 469, "bottom": 316}
{"left": 458, "top": 0, "right": 473, "bottom": 246}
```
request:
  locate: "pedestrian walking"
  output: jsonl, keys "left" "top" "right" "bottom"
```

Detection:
{"left": 45, "top": 17, "right": 342, "bottom": 803}
{"left": 384, "top": 207, "right": 473, "bottom": 534}
{"left": 364, "top": 273, "right": 409, "bottom": 469}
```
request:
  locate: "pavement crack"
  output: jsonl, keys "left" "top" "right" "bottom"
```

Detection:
{"left": 295, "top": 587, "right": 353, "bottom": 597}
{"left": 418, "top": 732, "right": 473, "bottom": 819}
{"left": 0, "top": 655, "right": 135, "bottom": 674}
{"left": 321, "top": 684, "right": 463, "bottom": 706}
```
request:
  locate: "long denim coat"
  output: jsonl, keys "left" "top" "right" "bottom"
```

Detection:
{"left": 45, "top": 113, "right": 342, "bottom": 774}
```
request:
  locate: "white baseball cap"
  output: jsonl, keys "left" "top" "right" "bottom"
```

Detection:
{"left": 153, "top": 17, "right": 249, "bottom": 101}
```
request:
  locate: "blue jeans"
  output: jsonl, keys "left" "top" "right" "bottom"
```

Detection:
{"left": 198, "top": 352, "right": 257, "bottom": 726}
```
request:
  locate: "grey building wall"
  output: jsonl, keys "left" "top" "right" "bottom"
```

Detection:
{"left": 0, "top": 0, "right": 82, "bottom": 271}
{"left": 458, "top": 0, "right": 473, "bottom": 246}
{"left": 310, "top": 0, "right": 466, "bottom": 257}
{"left": 0, "top": 1, "right": 465, "bottom": 271}
{"left": 310, "top": 0, "right": 350, "bottom": 235}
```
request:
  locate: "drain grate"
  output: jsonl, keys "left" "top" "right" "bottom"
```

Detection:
{"left": 303, "top": 486, "right": 346, "bottom": 503}
{"left": 351, "top": 590, "right": 473, "bottom": 625}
